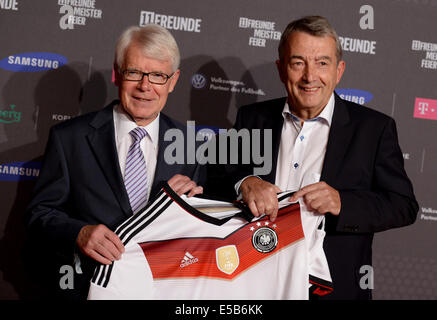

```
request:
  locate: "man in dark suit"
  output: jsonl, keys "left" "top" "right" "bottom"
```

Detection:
{"left": 217, "top": 16, "right": 418, "bottom": 299}
{"left": 26, "top": 24, "right": 205, "bottom": 299}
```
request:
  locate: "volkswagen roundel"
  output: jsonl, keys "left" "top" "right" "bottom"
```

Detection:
{"left": 191, "top": 73, "right": 207, "bottom": 89}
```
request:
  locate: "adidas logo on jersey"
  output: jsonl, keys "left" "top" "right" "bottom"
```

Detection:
{"left": 180, "top": 251, "right": 199, "bottom": 268}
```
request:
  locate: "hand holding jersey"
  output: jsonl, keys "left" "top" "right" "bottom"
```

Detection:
{"left": 240, "top": 178, "right": 341, "bottom": 222}
{"left": 88, "top": 184, "right": 333, "bottom": 300}
{"left": 76, "top": 224, "right": 125, "bottom": 265}
{"left": 76, "top": 174, "right": 203, "bottom": 265}
{"left": 239, "top": 177, "right": 282, "bottom": 222}
{"left": 288, "top": 181, "right": 341, "bottom": 216}
{"left": 167, "top": 174, "right": 204, "bottom": 198}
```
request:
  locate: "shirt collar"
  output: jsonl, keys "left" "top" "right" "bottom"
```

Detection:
{"left": 282, "top": 93, "right": 335, "bottom": 126}
{"left": 113, "top": 104, "right": 160, "bottom": 148}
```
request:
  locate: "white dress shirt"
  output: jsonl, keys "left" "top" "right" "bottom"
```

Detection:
{"left": 235, "top": 93, "right": 335, "bottom": 194}
{"left": 275, "top": 93, "right": 335, "bottom": 191}
{"left": 113, "top": 104, "right": 159, "bottom": 202}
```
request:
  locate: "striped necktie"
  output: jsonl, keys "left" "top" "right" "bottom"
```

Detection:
{"left": 124, "top": 127, "right": 148, "bottom": 214}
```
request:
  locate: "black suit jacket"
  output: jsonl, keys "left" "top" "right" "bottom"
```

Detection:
{"left": 211, "top": 93, "right": 418, "bottom": 299}
{"left": 26, "top": 100, "right": 206, "bottom": 298}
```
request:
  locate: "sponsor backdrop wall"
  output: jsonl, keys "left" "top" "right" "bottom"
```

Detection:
{"left": 0, "top": 0, "right": 436, "bottom": 300}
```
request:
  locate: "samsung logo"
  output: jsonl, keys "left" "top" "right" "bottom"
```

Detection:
{"left": 0, "top": 52, "right": 67, "bottom": 72}
{"left": 0, "top": 162, "right": 41, "bottom": 181}
{"left": 336, "top": 89, "right": 373, "bottom": 105}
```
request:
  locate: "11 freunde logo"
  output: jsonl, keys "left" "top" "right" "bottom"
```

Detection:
{"left": 58, "top": 0, "right": 103, "bottom": 30}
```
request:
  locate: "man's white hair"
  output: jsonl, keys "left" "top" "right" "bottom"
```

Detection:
{"left": 114, "top": 24, "right": 180, "bottom": 72}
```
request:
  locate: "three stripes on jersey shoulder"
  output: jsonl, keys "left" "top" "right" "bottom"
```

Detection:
{"left": 91, "top": 190, "right": 173, "bottom": 288}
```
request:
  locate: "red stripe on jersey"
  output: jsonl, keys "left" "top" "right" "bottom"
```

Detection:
{"left": 140, "top": 203, "right": 304, "bottom": 280}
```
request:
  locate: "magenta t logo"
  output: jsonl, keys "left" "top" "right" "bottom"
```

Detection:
{"left": 414, "top": 98, "right": 437, "bottom": 120}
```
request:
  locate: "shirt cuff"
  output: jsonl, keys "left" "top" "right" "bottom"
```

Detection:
{"left": 234, "top": 175, "right": 262, "bottom": 199}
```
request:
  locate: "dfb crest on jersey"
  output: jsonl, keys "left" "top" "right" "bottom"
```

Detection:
{"left": 252, "top": 227, "right": 278, "bottom": 253}
{"left": 216, "top": 245, "right": 239, "bottom": 275}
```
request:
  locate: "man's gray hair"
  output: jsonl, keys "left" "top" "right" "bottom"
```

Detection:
{"left": 114, "top": 24, "right": 180, "bottom": 72}
{"left": 278, "top": 16, "right": 343, "bottom": 64}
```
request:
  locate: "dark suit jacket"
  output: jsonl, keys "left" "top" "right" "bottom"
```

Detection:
{"left": 210, "top": 93, "right": 418, "bottom": 299}
{"left": 26, "top": 100, "right": 206, "bottom": 299}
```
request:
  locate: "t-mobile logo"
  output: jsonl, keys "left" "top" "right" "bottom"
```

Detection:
{"left": 418, "top": 102, "right": 428, "bottom": 115}
{"left": 414, "top": 98, "right": 437, "bottom": 120}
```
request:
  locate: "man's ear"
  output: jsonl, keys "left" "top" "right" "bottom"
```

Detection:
{"left": 168, "top": 69, "right": 180, "bottom": 93}
{"left": 336, "top": 60, "right": 346, "bottom": 85}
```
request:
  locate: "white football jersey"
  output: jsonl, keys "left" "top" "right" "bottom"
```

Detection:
{"left": 88, "top": 184, "right": 332, "bottom": 300}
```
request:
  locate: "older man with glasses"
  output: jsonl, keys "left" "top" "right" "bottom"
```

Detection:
{"left": 26, "top": 24, "right": 205, "bottom": 299}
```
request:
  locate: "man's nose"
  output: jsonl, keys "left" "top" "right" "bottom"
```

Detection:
{"left": 137, "top": 74, "right": 152, "bottom": 90}
{"left": 303, "top": 63, "right": 317, "bottom": 82}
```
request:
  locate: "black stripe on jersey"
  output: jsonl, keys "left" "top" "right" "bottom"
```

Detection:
{"left": 93, "top": 191, "right": 170, "bottom": 287}
{"left": 231, "top": 191, "right": 296, "bottom": 222}
{"left": 121, "top": 197, "right": 173, "bottom": 247}
{"left": 137, "top": 216, "right": 252, "bottom": 246}
{"left": 137, "top": 200, "right": 299, "bottom": 246}
{"left": 309, "top": 274, "right": 334, "bottom": 292}
{"left": 163, "top": 183, "right": 249, "bottom": 225}
{"left": 115, "top": 190, "right": 165, "bottom": 239}
{"left": 232, "top": 201, "right": 255, "bottom": 222}
{"left": 94, "top": 259, "right": 112, "bottom": 287}
{"left": 277, "top": 191, "right": 295, "bottom": 202}
{"left": 99, "top": 197, "right": 175, "bottom": 288}
{"left": 117, "top": 192, "right": 170, "bottom": 245}
{"left": 93, "top": 263, "right": 108, "bottom": 287}
{"left": 164, "top": 183, "right": 297, "bottom": 225}
{"left": 91, "top": 264, "right": 103, "bottom": 284}
{"left": 101, "top": 264, "right": 113, "bottom": 288}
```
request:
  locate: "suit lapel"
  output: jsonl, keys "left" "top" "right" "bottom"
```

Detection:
{"left": 264, "top": 99, "right": 285, "bottom": 183}
{"left": 321, "top": 94, "right": 354, "bottom": 186}
{"left": 151, "top": 113, "right": 175, "bottom": 194}
{"left": 87, "top": 102, "right": 132, "bottom": 217}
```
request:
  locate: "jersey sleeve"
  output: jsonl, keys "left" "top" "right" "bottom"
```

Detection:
{"left": 88, "top": 242, "right": 153, "bottom": 300}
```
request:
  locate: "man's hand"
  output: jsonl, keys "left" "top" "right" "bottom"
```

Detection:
{"left": 76, "top": 224, "right": 125, "bottom": 265}
{"left": 168, "top": 174, "right": 203, "bottom": 197}
{"left": 240, "top": 177, "right": 282, "bottom": 222}
{"left": 289, "top": 181, "right": 341, "bottom": 215}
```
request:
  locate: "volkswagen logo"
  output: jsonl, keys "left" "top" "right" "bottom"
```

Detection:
{"left": 191, "top": 73, "right": 207, "bottom": 89}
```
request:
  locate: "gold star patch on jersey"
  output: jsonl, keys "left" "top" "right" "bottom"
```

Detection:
{"left": 216, "top": 245, "right": 239, "bottom": 275}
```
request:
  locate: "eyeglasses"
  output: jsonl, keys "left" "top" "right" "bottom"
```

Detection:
{"left": 121, "top": 69, "right": 174, "bottom": 85}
